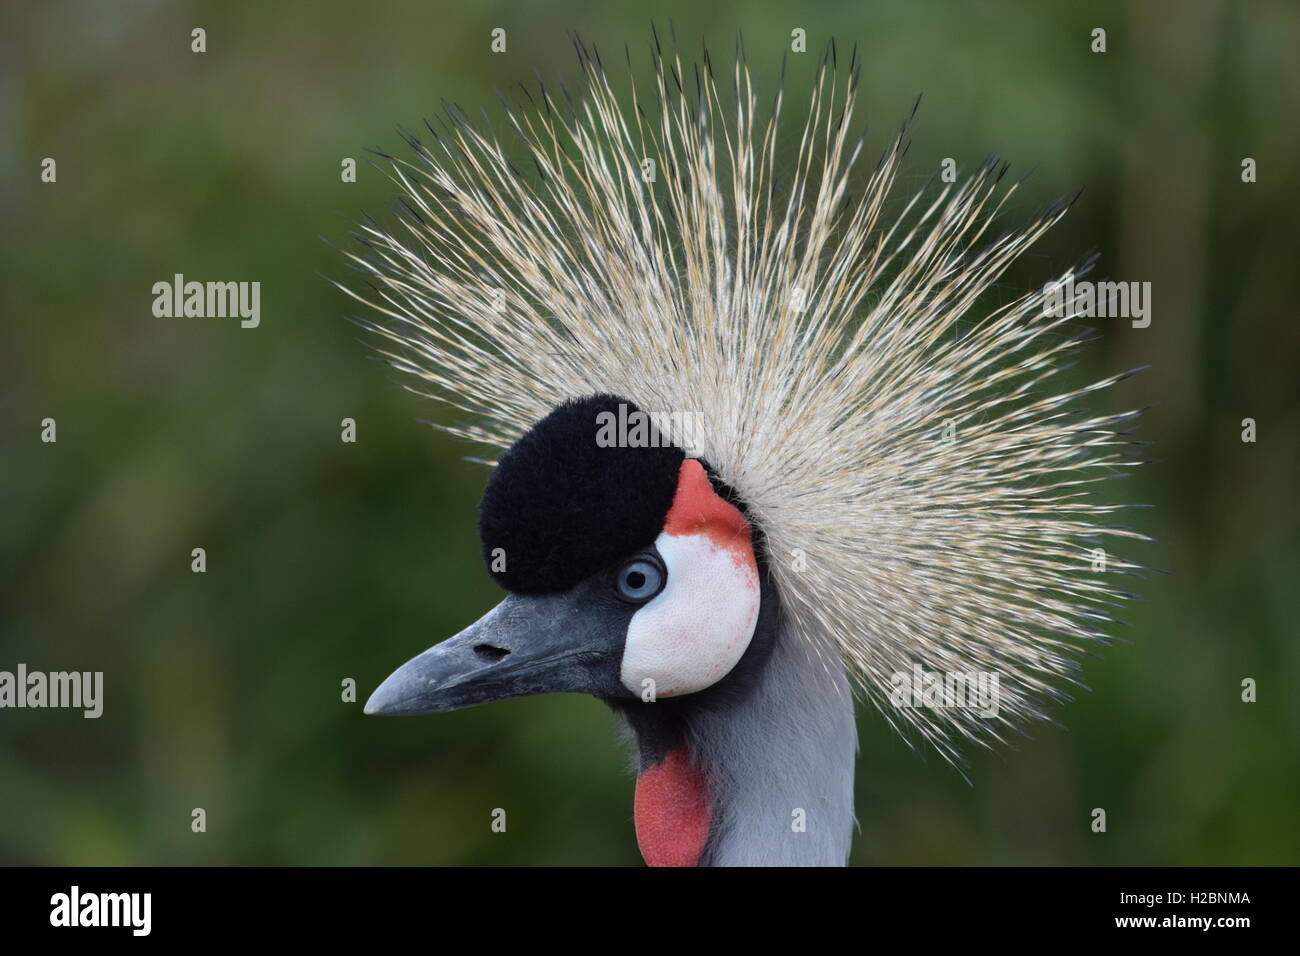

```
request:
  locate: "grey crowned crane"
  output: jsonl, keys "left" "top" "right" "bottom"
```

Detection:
{"left": 347, "top": 38, "right": 1145, "bottom": 866}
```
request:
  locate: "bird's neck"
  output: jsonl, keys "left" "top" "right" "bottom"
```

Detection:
{"left": 614, "top": 609, "right": 859, "bottom": 866}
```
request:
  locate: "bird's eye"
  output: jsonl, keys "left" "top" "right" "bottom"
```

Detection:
{"left": 614, "top": 555, "right": 666, "bottom": 604}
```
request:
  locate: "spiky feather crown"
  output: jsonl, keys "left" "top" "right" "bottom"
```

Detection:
{"left": 340, "top": 34, "right": 1146, "bottom": 767}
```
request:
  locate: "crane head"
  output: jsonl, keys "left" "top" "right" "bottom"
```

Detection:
{"left": 364, "top": 394, "right": 763, "bottom": 717}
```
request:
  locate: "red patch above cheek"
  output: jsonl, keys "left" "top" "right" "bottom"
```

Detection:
{"left": 663, "top": 459, "right": 756, "bottom": 574}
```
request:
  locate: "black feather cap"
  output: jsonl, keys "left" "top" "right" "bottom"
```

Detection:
{"left": 477, "top": 394, "right": 686, "bottom": 594}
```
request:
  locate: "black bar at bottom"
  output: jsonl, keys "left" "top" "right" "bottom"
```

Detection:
{"left": 0, "top": 865, "right": 1283, "bottom": 941}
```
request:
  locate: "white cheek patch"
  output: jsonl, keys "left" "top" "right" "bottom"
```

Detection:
{"left": 620, "top": 531, "right": 761, "bottom": 697}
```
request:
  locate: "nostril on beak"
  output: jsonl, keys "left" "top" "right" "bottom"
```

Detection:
{"left": 473, "top": 644, "right": 511, "bottom": 662}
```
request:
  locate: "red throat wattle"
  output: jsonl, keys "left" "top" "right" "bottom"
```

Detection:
{"left": 634, "top": 747, "right": 713, "bottom": 867}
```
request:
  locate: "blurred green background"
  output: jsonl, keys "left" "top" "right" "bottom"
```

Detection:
{"left": 2, "top": 0, "right": 1297, "bottom": 866}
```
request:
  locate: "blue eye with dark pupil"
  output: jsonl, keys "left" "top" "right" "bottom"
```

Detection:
{"left": 616, "top": 557, "right": 664, "bottom": 603}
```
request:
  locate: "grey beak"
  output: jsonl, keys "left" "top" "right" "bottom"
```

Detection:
{"left": 364, "top": 588, "right": 631, "bottom": 716}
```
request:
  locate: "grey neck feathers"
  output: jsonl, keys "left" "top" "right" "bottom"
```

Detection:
{"left": 686, "top": 619, "right": 858, "bottom": 866}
